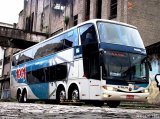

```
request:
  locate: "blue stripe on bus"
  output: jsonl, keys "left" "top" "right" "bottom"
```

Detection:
{"left": 134, "top": 84, "right": 148, "bottom": 89}
{"left": 100, "top": 42, "right": 146, "bottom": 55}
{"left": 29, "top": 83, "right": 49, "bottom": 99}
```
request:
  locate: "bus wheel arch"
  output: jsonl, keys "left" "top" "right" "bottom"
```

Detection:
{"left": 56, "top": 84, "right": 66, "bottom": 104}
{"left": 17, "top": 88, "right": 22, "bottom": 102}
{"left": 68, "top": 83, "right": 80, "bottom": 101}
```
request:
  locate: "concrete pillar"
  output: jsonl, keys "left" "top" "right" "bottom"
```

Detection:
{"left": 123, "top": 0, "right": 128, "bottom": 23}
{"left": 117, "top": 0, "right": 122, "bottom": 22}
{"left": 101, "top": 0, "right": 110, "bottom": 19}
{"left": 90, "top": 0, "right": 97, "bottom": 19}
{"left": 78, "top": 0, "right": 86, "bottom": 23}
{"left": 117, "top": 0, "right": 128, "bottom": 23}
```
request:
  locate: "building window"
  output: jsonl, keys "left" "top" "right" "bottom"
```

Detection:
{"left": 74, "top": 15, "right": 78, "bottom": 26}
{"left": 25, "top": 12, "right": 34, "bottom": 32}
{"left": 96, "top": 0, "right": 102, "bottom": 19}
{"left": 25, "top": 17, "right": 30, "bottom": 32}
{"left": 110, "top": 0, "right": 117, "bottom": 19}
{"left": 85, "top": 0, "right": 90, "bottom": 20}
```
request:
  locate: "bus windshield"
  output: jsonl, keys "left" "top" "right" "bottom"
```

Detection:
{"left": 102, "top": 51, "right": 148, "bottom": 82}
{"left": 97, "top": 22, "right": 145, "bottom": 49}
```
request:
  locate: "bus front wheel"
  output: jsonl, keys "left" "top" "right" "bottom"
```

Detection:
{"left": 93, "top": 101, "right": 104, "bottom": 107}
{"left": 106, "top": 101, "right": 120, "bottom": 108}
{"left": 71, "top": 89, "right": 79, "bottom": 102}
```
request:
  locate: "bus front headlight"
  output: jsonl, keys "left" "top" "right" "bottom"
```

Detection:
{"left": 143, "top": 89, "right": 149, "bottom": 93}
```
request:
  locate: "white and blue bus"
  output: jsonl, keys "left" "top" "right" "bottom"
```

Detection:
{"left": 10, "top": 19, "right": 151, "bottom": 107}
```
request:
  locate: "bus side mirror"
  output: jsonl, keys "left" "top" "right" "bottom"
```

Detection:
{"left": 145, "top": 57, "right": 152, "bottom": 71}
{"left": 155, "top": 74, "right": 160, "bottom": 88}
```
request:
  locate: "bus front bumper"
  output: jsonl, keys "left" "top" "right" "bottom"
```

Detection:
{"left": 102, "top": 91, "right": 149, "bottom": 101}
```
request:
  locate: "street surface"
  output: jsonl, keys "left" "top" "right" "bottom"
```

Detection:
{"left": 0, "top": 102, "right": 160, "bottom": 119}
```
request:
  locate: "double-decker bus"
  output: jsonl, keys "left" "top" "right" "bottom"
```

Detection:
{"left": 10, "top": 19, "right": 151, "bottom": 108}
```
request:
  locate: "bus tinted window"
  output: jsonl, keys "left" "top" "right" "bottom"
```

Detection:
{"left": 17, "top": 49, "right": 33, "bottom": 65}
{"left": 97, "top": 22, "right": 145, "bottom": 49}
{"left": 33, "top": 28, "right": 78, "bottom": 59}
{"left": 56, "top": 63, "right": 67, "bottom": 80}
{"left": 27, "top": 63, "right": 67, "bottom": 84}
{"left": 79, "top": 24, "right": 97, "bottom": 45}
{"left": 32, "top": 68, "right": 46, "bottom": 83}
{"left": 12, "top": 28, "right": 79, "bottom": 66}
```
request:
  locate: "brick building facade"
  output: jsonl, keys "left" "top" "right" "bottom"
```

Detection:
{"left": 18, "top": 0, "right": 160, "bottom": 48}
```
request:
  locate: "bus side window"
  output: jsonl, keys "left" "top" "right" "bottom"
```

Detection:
{"left": 17, "top": 53, "right": 24, "bottom": 65}
{"left": 28, "top": 68, "right": 47, "bottom": 84}
{"left": 12, "top": 56, "right": 17, "bottom": 66}
{"left": 48, "top": 66, "right": 56, "bottom": 81}
{"left": 65, "top": 28, "right": 79, "bottom": 47}
{"left": 48, "top": 63, "right": 67, "bottom": 81}
{"left": 79, "top": 24, "right": 97, "bottom": 45}
{"left": 56, "top": 63, "right": 67, "bottom": 80}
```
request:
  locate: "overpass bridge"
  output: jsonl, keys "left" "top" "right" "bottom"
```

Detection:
{"left": 0, "top": 26, "right": 48, "bottom": 49}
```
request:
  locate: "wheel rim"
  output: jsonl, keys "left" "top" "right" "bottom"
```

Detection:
{"left": 59, "top": 90, "right": 65, "bottom": 103}
{"left": 72, "top": 89, "right": 79, "bottom": 102}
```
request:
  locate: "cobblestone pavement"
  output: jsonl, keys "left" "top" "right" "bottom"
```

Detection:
{"left": 0, "top": 102, "right": 160, "bottom": 119}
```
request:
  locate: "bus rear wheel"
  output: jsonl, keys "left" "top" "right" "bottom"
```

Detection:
{"left": 22, "top": 92, "right": 27, "bottom": 103}
{"left": 106, "top": 101, "right": 120, "bottom": 108}
{"left": 59, "top": 90, "right": 66, "bottom": 104}
{"left": 57, "top": 89, "right": 66, "bottom": 104}
{"left": 17, "top": 92, "right": 22, "bottom": 103}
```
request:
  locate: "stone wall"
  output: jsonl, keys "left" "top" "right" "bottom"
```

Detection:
{"left": 127, "top": 0, "right": 160, "bottom": 47}
{"left": 148, "top": 80, "right": 160, "bottom": 104}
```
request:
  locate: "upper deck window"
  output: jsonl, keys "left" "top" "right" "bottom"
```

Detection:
{"left": 12, "top": 28, "right": 79, "bottom": 66}
{"left": 79, "top": 24, "right": 98, "bottom": 45}
{"left": 97, "top": 22, "right": 145, "bottom": 49}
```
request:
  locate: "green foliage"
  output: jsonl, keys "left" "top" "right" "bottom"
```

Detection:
{"left": 64, "top": 16, "right": 69, "bottom": 25}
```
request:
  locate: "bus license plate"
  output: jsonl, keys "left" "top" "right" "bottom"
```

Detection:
{"left": 126, "top": 95, "right": 134, "bottom": 100}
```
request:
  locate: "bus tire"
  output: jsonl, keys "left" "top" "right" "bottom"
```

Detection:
{"left": 58, "top": 90, "right": 66, "bottom": 104}
{"left": 71, "top": 88, "right": 79, "bottom": 103}
{"left": 93, "top": 101, "right": 104, "bottom": 107}
{"left": 56, "top": 87, "right": 66, "bottom": 104}
{"left": 71, "top": 88, "right": 83, "bottom": 106}
{"left": 107, "top": 101, "right": 120, "bottom": 108}
{"left": 22, "top": 90, "right": 28, "bottom": 103}
{"left": 17, "top": 91, "right": 22, "bottom": 103}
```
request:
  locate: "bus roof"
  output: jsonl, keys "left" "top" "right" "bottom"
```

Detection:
{"left": 13, "top": 19, "right": 137, "bottom": 56}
